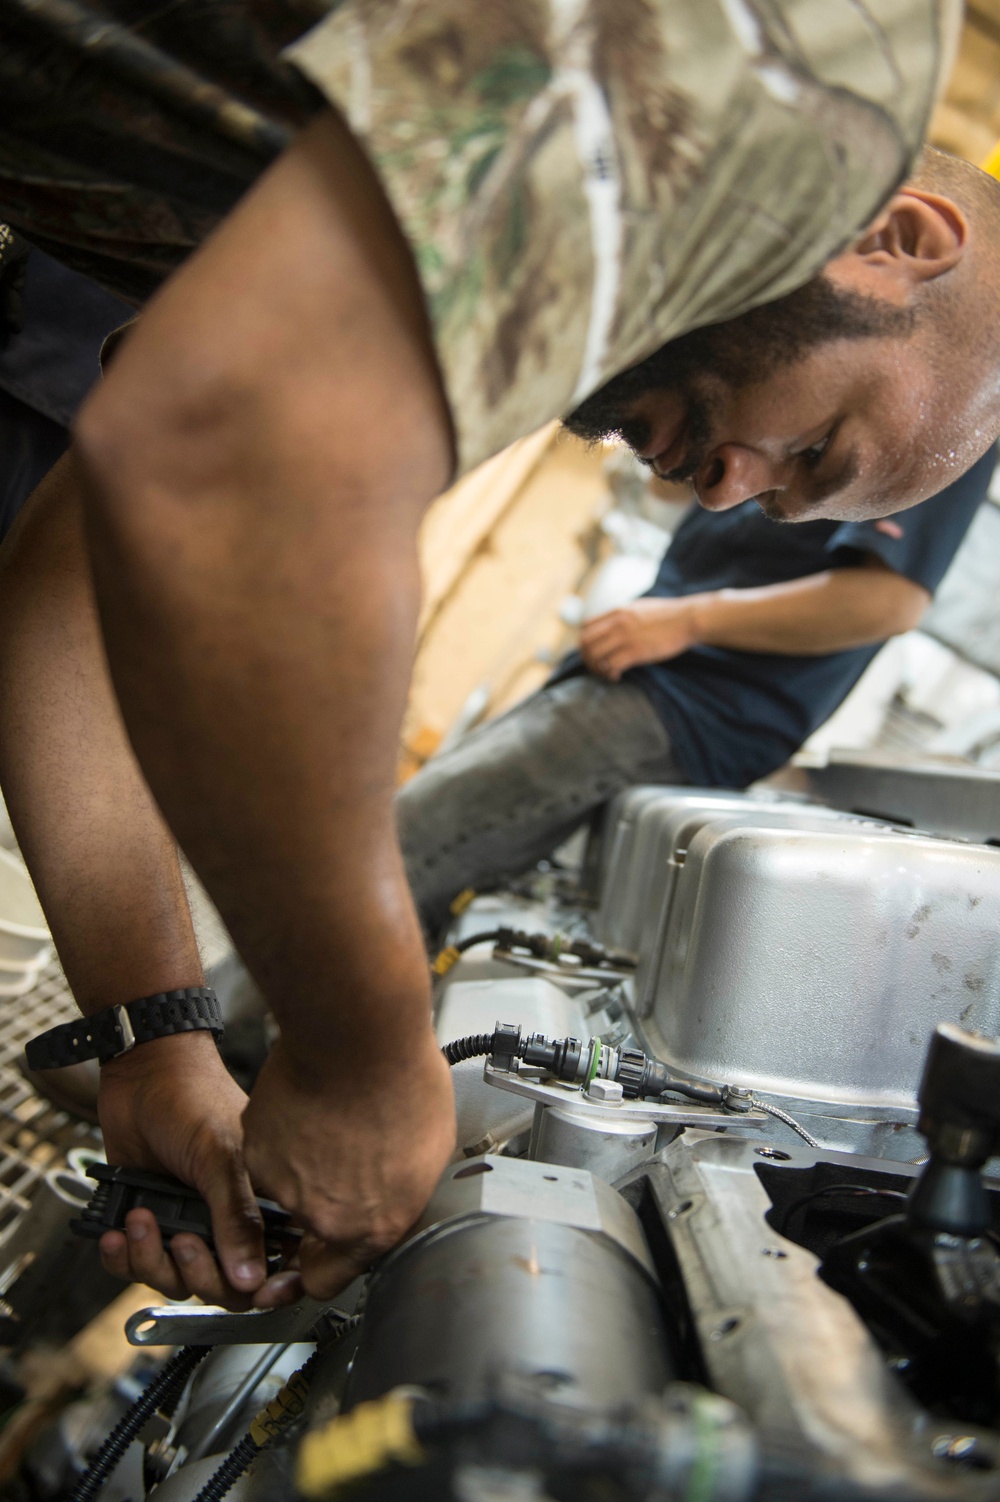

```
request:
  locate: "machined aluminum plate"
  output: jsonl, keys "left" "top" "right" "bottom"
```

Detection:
{"left": 481, "top": 1061, "right": 767, "bottom": 1129}
{"left": 406, "top": 1152, "right": 657, "bottom": 1279}
{"left": 125, "top": 1296, "right": 351, "bottom": 1347}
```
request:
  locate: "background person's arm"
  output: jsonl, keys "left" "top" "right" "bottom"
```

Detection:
{"left": 73, "top": 109, "right": 457, "bottom": 1302}
{"left": 0, "top": 455, "right": 274, "bottom": 1309}
{"left": 580, "top": 554, "right": 929, "bottom": 680}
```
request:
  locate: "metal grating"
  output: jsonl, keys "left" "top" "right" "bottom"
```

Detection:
{"left": 0, "top": 959, "right": 99, "bottom": 1248}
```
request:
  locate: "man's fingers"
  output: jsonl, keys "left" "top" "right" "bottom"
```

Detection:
{"left": 252, "top": 1269, "right": 304, "bottom": 1309}
{"left": 298, "top": 1250, "right": 368, "bottom": 1301}
{"left": 582, "top": 636, "right": 629, "bottom": 677}
{"left": 99, "top": 1229, "right": 140, "bottom": 1286}
{"left": 583, "top": 627, "right": 630, "bottom": 658}
{"left": 199, "top": 1146, "right": 268, "bottom": 1294}
{"left": 100, "top": 1211, "right": 258, "bottom": 1309}
{"left": 296, "top": 1230, "right": 390, "bottom": 1301}
{"left": 580, "top": 616, "right": 618, "bottom": 647}
{"left": 170, "top": 1235, "right": 253, "bottom": 1310}
{"left": 581, "top": 639, "right": 633, "bottom": 680}
{"left": 101, "top": 1210, "right": 187, "bottom": 1300}
{"left": 607, "top": 651, "right": 636, "bottom": 678}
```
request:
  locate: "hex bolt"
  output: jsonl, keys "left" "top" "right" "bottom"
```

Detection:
{"left": 587, "top": 1078, "right": 624, "bottom": 1102}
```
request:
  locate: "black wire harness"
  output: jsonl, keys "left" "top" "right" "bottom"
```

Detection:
{"left": 70, "top": 1345, "right": 210, "bottom": 1502}
{"left": 441, "top": 1022, "right": 726, "bottom": 1104}
{"left": 193, "top": 1432, "right": 260, "bottom": 1502}
{"left": 192, "top": 1316, "right": 363, "bottom": 1502}
{"left": 69, "top": 1314, "right": 363, "bottom": 1502}
{"left": 441, "top": 1032, "right": 495, "bottom": 1066}
{"left": 432, "top": 927, "right": 636, "bottom": 978}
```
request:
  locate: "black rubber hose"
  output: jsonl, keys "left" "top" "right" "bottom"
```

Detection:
{"left": 70, "top": 1345, "right": 209, "bottom": 1502}
{"left": 441, "top": 1033, "right": 495, "bottom": 1066}
{"left": 453, "top": 931, "right": 502, "bottom": 954}
{"left": 655, "top": 1075, "right": 725, "bottom": 1105}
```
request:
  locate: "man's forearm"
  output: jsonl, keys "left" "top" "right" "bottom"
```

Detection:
{"left": 0, "top": 454, "right": 204, "bottom": 1011}
{"left": 73, "top": 112, "right": 458, "bottom": 1292}
{"left": 73, "top": 113, "right": 452, "bottom": 1071}
{"left": 0, "top": 452, "right": 276, "bottom": 1309}
{"left": 686, "top": 563, "right": 929, "bottom": 655}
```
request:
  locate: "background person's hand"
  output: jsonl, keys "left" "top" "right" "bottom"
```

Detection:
{"left": 580, "top": 597, "right": 697, "bottom": 680}
{"left": 96, "top": 1032, "right": 284, "bottom": 1309}
{"left": 242, "top": 1031, "right": 456, "bottom": 1304}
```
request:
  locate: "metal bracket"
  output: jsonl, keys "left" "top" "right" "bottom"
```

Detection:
{"left": 481, "top": 1061, "right": 767, "bottom": 1129}
{"left": 126, "top": 1296, "right": 353, "bottom": 1348}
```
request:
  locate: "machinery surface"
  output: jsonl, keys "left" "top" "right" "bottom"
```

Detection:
{"left": 18, "top": 783, "right": 1000, "bottom": 1501}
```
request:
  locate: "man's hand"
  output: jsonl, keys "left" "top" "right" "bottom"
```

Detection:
{"left": 580, "top": 598, "right": 697, "bottom": 680}
{"left": 96, "top": 1032, "right": 282, "bottom": 1309}
{"left": 242, "top": 1032, "right": 456, "bottom": 1304}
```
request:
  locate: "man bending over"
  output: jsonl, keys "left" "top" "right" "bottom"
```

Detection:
{"left": 0, "top": 3, "right": 986, "bottom": 1305}
{"left": 401, "top": 451, "right": 994, "bottom": 936}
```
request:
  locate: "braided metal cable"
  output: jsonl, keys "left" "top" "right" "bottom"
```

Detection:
{"left": 751, "top": 1097, "right": 823, "bottom": 1150}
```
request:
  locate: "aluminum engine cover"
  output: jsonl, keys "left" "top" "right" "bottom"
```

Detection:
{"left": 625, "top": 802, "right": 860, "bottom": 1018}
{"left": 592, "top": 784, "right": 808, "bottom": 956}
{"left": 645, "top": 820, "right": 1000, "bottom": 1116}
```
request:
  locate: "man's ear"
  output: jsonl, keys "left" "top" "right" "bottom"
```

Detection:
{"left": 827, "top": 191, "right": 967, "bottom": 297}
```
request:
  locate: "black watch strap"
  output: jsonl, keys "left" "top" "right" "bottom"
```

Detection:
{"left": 24, "top": 987, "right": 223, "bottom": 1070}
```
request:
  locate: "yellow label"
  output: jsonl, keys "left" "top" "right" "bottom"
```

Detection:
{"left": 431, "top": 945, "right": 460, "bottom": 976}
{"left": 297, "top": 1391, "right": 424, "bottom": 1496}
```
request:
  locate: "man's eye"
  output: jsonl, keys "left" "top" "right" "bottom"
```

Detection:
{"left": 800, "top": 434, "right": 832, "bottom": 469}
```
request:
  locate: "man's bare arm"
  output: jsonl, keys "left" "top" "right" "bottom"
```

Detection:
{"left": 581, "top": 555, "right": 929, "bottom": 679}
{"left": 0, "top": 456, "right": 278, "bottom": 1307}
{"left": 73, "top": 109, "right": 457, "bottom": 1299}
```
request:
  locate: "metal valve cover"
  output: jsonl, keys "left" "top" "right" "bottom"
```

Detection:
{"left": 644, "top": 819, "right": 1000, "bottom": 1117}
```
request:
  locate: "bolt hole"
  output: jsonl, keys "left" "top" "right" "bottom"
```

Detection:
{"left": 543, "top": 1175, "right": 558, "bottom": 1182}
{"left": 755, "top": 1147, "right": 791, "bottom": 1161}
{"left": 453, "top": 1162, "right": 493, "bottom": 1180}
{"left": 710, "top": 1317, "right": 741, "bottom": 1341}
{"left": 667, "top": 1199, "right": 693, "bottom": 1220}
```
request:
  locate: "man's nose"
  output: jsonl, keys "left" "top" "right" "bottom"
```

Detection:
{"left": 694, "top": 444, "right": 781, "bottom": 510}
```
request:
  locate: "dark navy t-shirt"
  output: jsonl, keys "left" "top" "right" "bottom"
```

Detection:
{"left": 621, "top": 447, "right": 994, "bottom": 788}
{"left": 0, "top": 247, "right": 130, "bottom": 541}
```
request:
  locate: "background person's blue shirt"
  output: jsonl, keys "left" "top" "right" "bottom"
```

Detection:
{"left": 560, "top": 447, "right": 995, "bottom": 790}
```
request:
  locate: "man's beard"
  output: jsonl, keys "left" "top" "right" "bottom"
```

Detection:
{"left": 564, "top": 275, "right": 915, "bottom": 455}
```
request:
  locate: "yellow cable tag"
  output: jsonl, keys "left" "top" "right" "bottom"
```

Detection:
{"left": 249, "top": 1369, "right": 311, "bottom": 1446}
{"left": 449, "top": 887, "right": 476, "bottom": 916}
{"left": 297, "top": 1390, "right": 425, "bottom": 1496}
{"left": 431, "top": 945, "right": 460, "bottom": 976}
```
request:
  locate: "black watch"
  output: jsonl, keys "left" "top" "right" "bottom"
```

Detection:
{"left": 24, "top": 987, "right": 223, "bottom": 1070}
